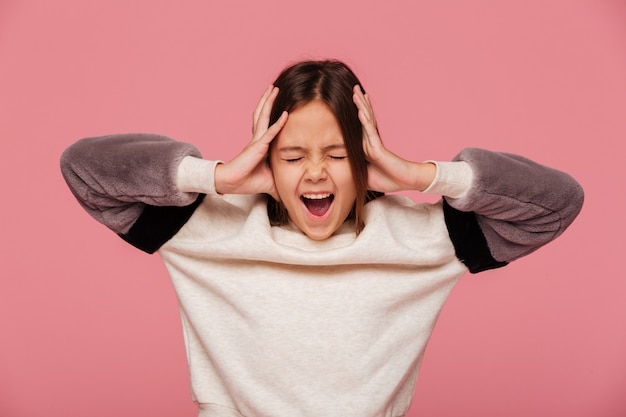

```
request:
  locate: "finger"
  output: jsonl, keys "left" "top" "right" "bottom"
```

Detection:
{"left": 259, "top": 111, "right": 288, "bottom": 145}
{"left": 252, "top": 85, "right": 275, "bottom": 132}
{"left": 254, "top": 86, "right": 280, "bottom": 138}
{"left": 352, "top": 85, "right": 365, "bottom": 107}
{"left": 363, "top": 94, "right": 377, "bottom": 128}
{"left": 360, "top": 113, "right": 380, "bottom": 147}
{"left": 353, "top": 85, "right": 369, "bottom": 107}
{"left": 364, "top": 92, "right": 373, "bottom": 107}
{"left": 353, "top": 88, "right": 373, "bottom": 122}
{"left": 355, "top": 95, "right": 375, "bottom": 130}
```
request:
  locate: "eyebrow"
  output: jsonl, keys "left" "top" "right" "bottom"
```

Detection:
{"left": 277, "top": 144, "right": 346, "bottom": 153}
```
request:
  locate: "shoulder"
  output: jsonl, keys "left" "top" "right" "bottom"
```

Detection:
{"left": 364, "top": 195, "right": 449, "bottom": 241}
{"left": 163, "top": 193, "right": 266, "bottom": 248}
{"left": 365, "top": 195, "right": 443, "bottom": 221}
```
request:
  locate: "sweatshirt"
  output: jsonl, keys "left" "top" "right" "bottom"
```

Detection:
{"left": 60, "top": 133, "right": 584, "bottom": 417}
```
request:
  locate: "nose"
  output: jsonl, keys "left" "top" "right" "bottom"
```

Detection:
{"left": 304, "top": 158, "right": 328, "bottom": 183}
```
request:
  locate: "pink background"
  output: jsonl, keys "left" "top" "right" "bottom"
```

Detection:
{"left": 1, "top": 0, "right": 625, "bottom": 416}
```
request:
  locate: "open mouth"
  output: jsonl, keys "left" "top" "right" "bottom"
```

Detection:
{"left": 301, "top": 193, "right": 334, "bottom": 217}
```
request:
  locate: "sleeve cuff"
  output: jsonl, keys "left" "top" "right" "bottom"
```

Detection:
{"left": 421, "top": 160, "right": 474, "bottom": 198}
{"left": 176, "top": 156, "right": 222, "bottom": 195}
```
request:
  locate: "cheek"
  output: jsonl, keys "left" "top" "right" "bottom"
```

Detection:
{"left": 272, "top": 165, "right": 299, "bottom": 197}
{"left": 333, "top": 165, "right": 357, "bottom": 190}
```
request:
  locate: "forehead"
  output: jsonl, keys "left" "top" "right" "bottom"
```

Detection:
{"left": 275, "top": 100, "right": 344, "bottom": 148}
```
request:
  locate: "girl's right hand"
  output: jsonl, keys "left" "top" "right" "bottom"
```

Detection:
{"left": 214, "top": 85, "right": 288, "bottom": 199}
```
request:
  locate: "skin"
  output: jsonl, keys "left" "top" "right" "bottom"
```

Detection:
{"left": 214, "top": 84, "right": 436, "bottom": 240}
{"left": 352, "top": 86, "right": 436, "bottom": 194}
{"left": 269, "top": 100, "right": 357, "bottom": 240}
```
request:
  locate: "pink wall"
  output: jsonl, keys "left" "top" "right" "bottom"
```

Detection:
{"left": 1, "top": 0, "right": 624, "bottom": 416}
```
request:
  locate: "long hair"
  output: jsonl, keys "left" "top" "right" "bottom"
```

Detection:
{"left": 267, "top": 60, "right": 381, "bottom": 234}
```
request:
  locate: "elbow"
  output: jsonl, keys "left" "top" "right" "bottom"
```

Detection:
{"left": 557, "top": 174, "right": 585, "bottom": 233}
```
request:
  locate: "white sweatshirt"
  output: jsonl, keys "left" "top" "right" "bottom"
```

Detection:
{"left": 161, "top": 157, "right": 468, "bottom": 417}
{"left": 60, "top": 134, "right": 584, "bottom": 417}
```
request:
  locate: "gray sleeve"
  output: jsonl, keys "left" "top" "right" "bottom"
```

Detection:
{"left": 60, "top": 133, "right": 204, "bottom": 252}
{"left": 443, "top": 148, "right": 584, "bottom": 272}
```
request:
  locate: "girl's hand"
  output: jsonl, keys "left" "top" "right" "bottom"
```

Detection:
{"left": 352, "top": 85, "right": 435, "bottom": 193}
{"left": 215, "top": 85, "right": 288, "bottom": 199}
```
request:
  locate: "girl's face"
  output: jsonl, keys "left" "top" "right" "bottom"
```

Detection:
{"left": 270, "top": 100, "right": 357, "bottom": 240}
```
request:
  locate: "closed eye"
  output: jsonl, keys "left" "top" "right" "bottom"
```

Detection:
{"left": 282, "top": 155, "right": 347, "bottom": 163}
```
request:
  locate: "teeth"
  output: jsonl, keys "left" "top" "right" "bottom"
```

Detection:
{"left": 302, "top": 193, "right": 331, "bottom": 200}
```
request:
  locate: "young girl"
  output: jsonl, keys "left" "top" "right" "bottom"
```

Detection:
{"left": 61, "top": 60, "right": 583, "bottom": 417}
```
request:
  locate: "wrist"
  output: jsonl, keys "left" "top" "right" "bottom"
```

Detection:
{"left": 213, "top": 162, "right": 230, "bottom": 195}
{"left": 413, "top": 162, "right": 437, "bottom": 191}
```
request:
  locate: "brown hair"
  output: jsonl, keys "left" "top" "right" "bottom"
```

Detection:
{"left": 267, "top": 59, "right": 381, "bottom": 234}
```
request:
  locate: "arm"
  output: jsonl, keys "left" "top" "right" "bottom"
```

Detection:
{"left": 352, "top": 86, "right": 584, "bottom": 273}
{"left": 442, "top": 148, "right": 584, "bottom": 272}
{"left": 61, "top": 86, "right": 288, "bottom": 253}
{"left": 60, "top": 133, "right": 206, "bottom": 253}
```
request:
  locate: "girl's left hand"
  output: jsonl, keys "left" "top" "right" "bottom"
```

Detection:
{"left": 352, "top": 85, "right": 436, "bottom": 193}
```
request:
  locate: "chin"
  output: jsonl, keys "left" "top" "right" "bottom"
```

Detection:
{"left": 301, "top": 226, "right": 336, "bottom": 241}
{"left": 304, "top": 231, "right": 332, "bottom": 241}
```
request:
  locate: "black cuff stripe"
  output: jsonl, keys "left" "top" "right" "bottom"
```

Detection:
{"left": 442, "top": 199, "right": 508, "bottom": 274}
{"left": 119, "top": 194, "right": 206, "bottom": 254}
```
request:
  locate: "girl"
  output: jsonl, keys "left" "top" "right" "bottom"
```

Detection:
{"left": 61, "top": 60, "right": 583, "bottom": 417}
